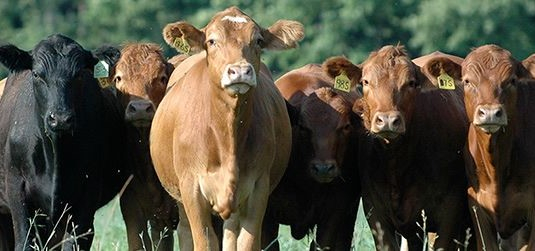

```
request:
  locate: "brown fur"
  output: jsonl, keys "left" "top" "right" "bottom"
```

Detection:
{"left": 325, "top": 47, "right": 473, "bottom": 251}
{"left": 150, "top": 6, "right": 303, "bottom": 251}
{"left": 522, "top": 53, "right": 535, "bottom": 78}
{"left": 261, "top": 61, "right": 362, "bottom": 250}
{"left": 112, "top": 42, "right": 177, "bottom": 251}
{"left": 462, "top": 44, "right": 534, "bottom": 250}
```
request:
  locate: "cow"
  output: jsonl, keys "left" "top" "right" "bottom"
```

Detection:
{"left": 0, "top": 34, "right": 129, "bottom": 250}
{"left": 150, "top": 6, "right": 304, "bottom": 251}
{"left": 104, "top": 43, "right": 178, "bottom": 251}
{"left": 462, "top": 44, "right": 535, "bottom": 250}
{"left": 261, "top": 60, "right": 362, "bottom": 250}
{"left": 323, "top": 46, "right": 473, "bottom": 251}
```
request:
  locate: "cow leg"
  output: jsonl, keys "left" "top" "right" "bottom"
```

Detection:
{"left": 149, "top": 219, "right": 174, "bottom": 251}
{"left": 313, "top": 197, "right": 359, "bottom": 251}
{"left": 363, "top": 202, "right": 400, "bottom": 251}
{"left": 120, "top": 191, "right": 151, "bottom": 251}
{"left": 469, "top": 201, "right": 499, "bottom": 251}
{"left": 236, "top": 174, "right": 270, "bottom": 251}
{"left": 177, "top": 202, "right": 193, "bottom": 251}
{"left": 180, "top": 181, "right": 219, "bottom": 251}
{"left": 433, "top": 196, "right": 473, "bottom": 251}
{"left": 260, "top": 208, "right": 280, "bottom": 251}
{"left": 0, "top": 213, "right": 14, "bottom": 251}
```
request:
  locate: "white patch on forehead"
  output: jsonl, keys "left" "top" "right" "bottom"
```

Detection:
{"left": 222, "top": 15, "right": 248, "bottom": 23}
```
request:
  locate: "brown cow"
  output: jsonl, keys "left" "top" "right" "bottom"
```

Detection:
{"left": 261, "top": 61, "right": 362, "bottom": 250}
{"left": 462, "top": 44, "right": 535, "bottom": 250}
{"left": 522, "top": 53, "right": 535, "bottom": 78}
{"left": 108, "top": 43, "right": 178, "bottom": 251}
{"left": 324, "top": 46, "right": 473, "bottom": 251}
{"left": 150, "top": 6, "right": 303, "bottom": 251}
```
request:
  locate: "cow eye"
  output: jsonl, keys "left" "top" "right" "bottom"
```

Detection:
{"left": 160, "top": 76, "right": 168, "bottom": 85}
{"left": 408, "top": 80, "right": 420, "bottom": 88}
{"left": 207, "top": 39, "right": 217, "bottom": 47}
{"left": 256, "top": 38, "right": 264, "bottom": 47}
{"left": 341, "top": 123, "right": 352, "bottom": 133}
{"left": 114, "top": 76, "right": 121, "bottom": 83}
{"left": 361, "top": 79, "right": 369, "bottom": 86}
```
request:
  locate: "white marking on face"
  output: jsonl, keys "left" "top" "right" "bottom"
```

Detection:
{"left": 222, "top": 16, "right": 248, "bottom": 23}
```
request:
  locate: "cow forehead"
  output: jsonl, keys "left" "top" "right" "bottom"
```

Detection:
{"left": 302, "top": 90, "right": 350, "bottom": 123}
{"left": 117, "top": 47, "right": 166, "bottom": 83}
{"left": 206, "top": 9, "right": 260, "bottom": 40}
{"left": 32, "top": 42, "right": 90, "bottom": 78}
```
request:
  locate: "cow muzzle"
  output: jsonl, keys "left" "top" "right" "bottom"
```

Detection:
{"left": 221, "top": 62, "right": 257, "bottom": 96}
{"left": 370, "top": 111, "right": 406, "bottom": 140}
{"left": 124, "top": 99, "right": 155, "bottom": 127}
{"left": 47, "top": 110, "right": 75, "bottom": 132}
{"left": 473, "top": 104, "right": 507, "bottom": 134}
{"left": 310, "top": 160, "right": 340, "bottom": 183}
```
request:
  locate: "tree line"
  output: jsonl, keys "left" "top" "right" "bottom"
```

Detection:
{"left": 1, "top": 0, "right": 535, "bottom": 78}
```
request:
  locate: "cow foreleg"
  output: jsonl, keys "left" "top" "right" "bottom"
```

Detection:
{"left": 120, "top": 192, "right": 151, "bottom": 251}
{"left": 180, "top": 181, "right": 219, "bottom": 251}
{"left": 313, "top": 195, "right": 359, "bottom": 251}
{"left": 469, "top": 200, "right": 499, "bottom": 251}
{"left": 235, "top": 174, "right": 270, "bottom": 251}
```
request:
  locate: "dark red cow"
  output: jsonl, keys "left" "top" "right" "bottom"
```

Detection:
{"left": 262, "top": 60, "right": 362, "bottom": 250}
{"left": 324, "top": 46, "right": 473, "bottom": 250}
{"left": 462, "top": 44, "right": 535, "bottom": 250}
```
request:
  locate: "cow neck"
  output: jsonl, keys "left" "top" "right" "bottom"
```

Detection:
{"left": 469, "top": 118, "right": 515, "bottom": 191}
{"left": 126, "top": 125, "right": 153, "bottom": 179}
{"left": 207, "top": 74, "right": 255, "bottom": 169}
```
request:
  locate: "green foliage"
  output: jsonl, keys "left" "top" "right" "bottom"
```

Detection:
{"left": 1, "top": 0, "right": 535, "bottom": 79}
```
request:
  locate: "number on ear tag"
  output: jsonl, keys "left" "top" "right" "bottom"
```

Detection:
{"left": 437, "top": 72, "right": 455, "bottom": 90}
{"left": 334, "top": 72, "right": 351, "bottom": 93}
{"left": 173, "top": 37, "right": 191, "bottom": 55}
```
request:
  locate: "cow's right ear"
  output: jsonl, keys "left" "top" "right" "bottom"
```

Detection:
{"left": 162, "top": 21, "right": 205, "bottom": 54}
{"left": 0, "top": 44, "right": 32, "bottom": 72}
{"left": 322, "top": 56, "right": 362, "bottom": 87}
{"left": 92, "top": 45, "right": 121, "bottom": 69}
{"left": 521, "top": 54, "right": 535, "bottom": 79}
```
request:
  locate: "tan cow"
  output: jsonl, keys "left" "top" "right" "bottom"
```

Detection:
{"left": 150, "top": 6, "right": 304, "bottom": 251}
{"left": 109, "top": 43, "right": 177, "bottom": 251}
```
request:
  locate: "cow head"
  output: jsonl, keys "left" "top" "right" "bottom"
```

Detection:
{"left": 0, "top": 34, "right": 99, "bottom": 135}
{"left": 324, "top": 46, "right": 463, "bottom": 144}
{"left": 162, "top": 6, "right": 304, "bottom": 97}
{"left": 462, "top": 45, "right": 528, "bottom": 134}
{"left": 111, "top": 43, "right": 173, "bottom": 128}
{"left": 297, "top": 87, "right": 357, "bottom": 183}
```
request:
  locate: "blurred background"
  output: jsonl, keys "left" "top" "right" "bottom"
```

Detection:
{"left": 1, "top": 0, "right": 535, "bottom": 79}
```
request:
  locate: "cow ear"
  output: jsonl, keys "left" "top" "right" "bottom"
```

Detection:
{"left": 421, "top": 57, "right": 461, "bottom": 88}
{"left": 92, "top": 45, "right": 121, "bottom": 69}
{"left": 522, "top": 54, "right": 535, "bottom": 78}
{"left": 0, "top": 44, "right": 32, "bottom": 72}
{"left": 322, "top": 56, "right": 362, "bottom": 88}
{"left": 261, "top": 20, "right": 304, "bottom": 50}
{"left": 162, "top": 21, "right": 205, "bottom": 54}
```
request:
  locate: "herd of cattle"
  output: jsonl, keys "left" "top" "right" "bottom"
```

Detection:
{"left": 2, "top": 5, "right": 535, "bottom": 251}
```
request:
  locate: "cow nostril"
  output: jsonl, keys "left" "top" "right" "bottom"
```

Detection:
{"left": 478, "top": 108, "right": 486, "bottom": 118}
{"left": 146, "top": 105, "right": 154, "bottom": 113}
{"left": 245, "top": 66, "right": 252, "bottom": 76}
{"left": 228, "top": 68, "right": 236, "bottom": 76}
{"left": 128, "top": 104, "right": 136, "bottom": 113}
{"left": 495, "top": 109, "right": 503, "bottom": 118}
{"left": 48, "top": 114, "right": 57, "bottom": 126}
{"left": 375, "top": 117, "right": 384, "bottom": 126}
{"left": 391, "top": 116, "right": 401, "bottom": 127}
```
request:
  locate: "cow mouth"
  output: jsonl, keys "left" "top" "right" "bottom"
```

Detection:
{"left": 311, "top": 174, "right": 337, "bottom": 183}
{"left": 475, "top": 123, "right": 504, "bottom": 134}
{"left": 128, "top": 119, "right": 152, "bottom": 128}
{"left": 224, "top": 83, "right": 252, "bottom": 96}
{"left": 375, "top": 131, "right": 401, "bottom": 141}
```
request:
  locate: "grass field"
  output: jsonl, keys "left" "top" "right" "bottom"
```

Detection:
{"left": 90, "top": 197, "right": 376, "bottom": 250}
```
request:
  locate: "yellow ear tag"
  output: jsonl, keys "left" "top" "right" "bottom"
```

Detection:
{"left": 437, "top": 72, "right": 455, "bottom": 90}
{"left": 97, "top": 78, "right": 112, "bottom": 89}
{"left": 334, "top": 72, "right": 351, "bottom": 93}
{"left": 173, "top": 37, "right": 191, "bottom": 55}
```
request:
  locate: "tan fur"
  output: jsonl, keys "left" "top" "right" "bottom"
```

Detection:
{"left": 151, "top": 6, "right": 302, "bottom": 251}
{"left": 0, "top": 78, "right": 5, "bottom": 97}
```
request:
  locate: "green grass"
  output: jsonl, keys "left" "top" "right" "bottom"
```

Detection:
{"left": 91, "top": 197, "right": 376, "bottom": 250}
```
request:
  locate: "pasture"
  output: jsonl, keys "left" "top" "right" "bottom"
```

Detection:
{"left": 90, "top": 197, "right": 375, "bottom": 250}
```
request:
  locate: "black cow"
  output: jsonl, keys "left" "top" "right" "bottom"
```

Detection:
{"left": 0, "top": 34, "right": 129, "bottom": 250}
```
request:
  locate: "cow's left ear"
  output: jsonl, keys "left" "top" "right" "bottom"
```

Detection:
{"left": 261, "top": 20, "right": 304, "bottom": 50}
{"left": 0, "top": 44, "right": 32, "bottom": 72}
{"left": 421, "top": 57, "right": 461, "bottom": 88}
{"left": 162, "top": 21, "right": 205, "bottom": 54}
{"left": 322, "top": 56, "right": 362, "bottom": 88}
